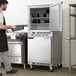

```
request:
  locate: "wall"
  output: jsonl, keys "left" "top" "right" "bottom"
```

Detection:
{"left": 4, "top": 0, "right": 28, "bottom": 25}
{"left": 4, "top": 0, "right": 76, "bottom": 67}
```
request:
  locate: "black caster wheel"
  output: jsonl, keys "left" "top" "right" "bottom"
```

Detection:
{"left": 49, "top": 66, "right": 54, "bottom": 72}
{"left": 30, "top": 68, "right": 33, "bottom": 70}
{"left": 30, "top": 64, "right": 33, "bottom": 70}
{"left": 49, "top": 68, "right": 54, "bottom": 72}
{"left": 58, "top": 63, "right": 62, "bottom": 68}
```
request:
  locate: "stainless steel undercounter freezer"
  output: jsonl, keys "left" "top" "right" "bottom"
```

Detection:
{"left": 28, "top": 31, "right": 62, "bottom": 71}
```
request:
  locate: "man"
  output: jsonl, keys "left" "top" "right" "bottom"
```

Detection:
{"left": 0, "top": 0, "right": 18, "bottom": 74}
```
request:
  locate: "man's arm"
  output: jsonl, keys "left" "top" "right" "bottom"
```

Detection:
{"left": 0, "top": 23, "right": 16, "bottom": 30}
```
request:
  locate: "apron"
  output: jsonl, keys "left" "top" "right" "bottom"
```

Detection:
{"left": 0, "top": 17, "right": 8, "bottom": 52}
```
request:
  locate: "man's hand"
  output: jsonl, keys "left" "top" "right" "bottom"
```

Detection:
{"left": 11, "top": 25, "right": 16, "bottom": 29}
{"left": 0, "top": 24, "right": 16, "bottom": 30}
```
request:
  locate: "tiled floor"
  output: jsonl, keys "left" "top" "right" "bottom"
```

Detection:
{"left": 0, "top": 66, "right": 76, "bottom": 76}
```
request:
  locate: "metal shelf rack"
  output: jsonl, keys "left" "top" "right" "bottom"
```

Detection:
{"left": 67, "top": 4, "right": 76, "bottom": 72}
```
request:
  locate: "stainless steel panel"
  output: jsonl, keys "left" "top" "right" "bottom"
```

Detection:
{"left": 9, "top": 57, "right": 22, "bottom": 64}
{"left": 8, "top": 42, "right": 22, "bottom": 56}
{"left": 8, "top": 41, "right": 23, "bottom": 44}
{"left": 49, "top": 3, "right": 62, "bottom": 31}
{"left": 28, "top": 37, "right": 51, "bottom": 64}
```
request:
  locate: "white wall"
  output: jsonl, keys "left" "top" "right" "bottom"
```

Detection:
{"left": 4, "top": 0, "right": 76, "bottom": 67}
{"left": 4, "top": 0, "right": 28, "bottom": 25}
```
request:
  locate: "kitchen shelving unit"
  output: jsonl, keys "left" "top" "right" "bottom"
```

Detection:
{"left": 30, "top": 7, "right": 50, "bottom": 30}
{"left": 68, "top": 4, "right": 76, "bottom": 72}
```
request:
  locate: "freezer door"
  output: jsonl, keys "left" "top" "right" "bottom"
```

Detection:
{"left": 49, "top": 3, "right": 62, "bottom": 31}
{"left": 28, "top": 37, "right": 51, "bottom": 64}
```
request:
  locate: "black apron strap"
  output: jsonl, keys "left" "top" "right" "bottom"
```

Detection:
{"left": 3, "top": 16, "right": 6, "bottom": 25}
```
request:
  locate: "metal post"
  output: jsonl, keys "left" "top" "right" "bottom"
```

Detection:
{"left": 0, "top": 63, "right": 1, "bottom": 67}
{"left": 69, "top": 5, "right": 72, "bottom": 72}
{"left": 69, "top": 39, "right": 71, "bottom": 72}
{"left": 24, "top": 64, "right": 26, "bottom": 69}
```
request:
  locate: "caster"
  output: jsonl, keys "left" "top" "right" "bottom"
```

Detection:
{"left": 30, "top": 67, "right": 33, "bottom": 70}
{"left": 58, "top": 63, "right": 62, "bottom": 68}
{"left": 30, "top": 64, "right": 33, "bottom": 70}
{"left": 49, "top": 66, "right": 54, "bottom": 72}
{"left": 49, "top": 68, "right": 54, "bottom": 72}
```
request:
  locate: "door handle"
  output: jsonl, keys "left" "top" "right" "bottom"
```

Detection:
{"left": 28, "top": 37, "right": 34, "bottom": 39}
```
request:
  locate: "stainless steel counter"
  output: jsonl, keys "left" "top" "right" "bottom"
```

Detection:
{"left": 8, "top": 39, "right": 26, "bottom": 69}
{"left": 0, "top": 32, "right": 27, "bottom": 69}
